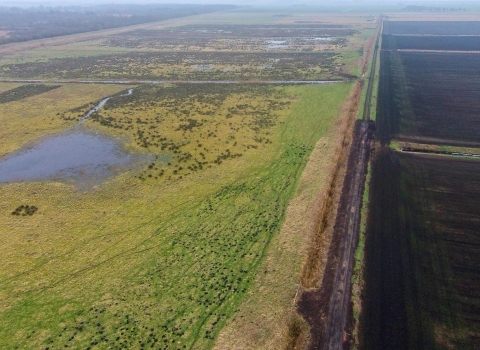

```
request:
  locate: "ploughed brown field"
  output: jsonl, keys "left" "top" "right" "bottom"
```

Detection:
{"left": 360, "top": 19, "right": 480, "bottom": 349}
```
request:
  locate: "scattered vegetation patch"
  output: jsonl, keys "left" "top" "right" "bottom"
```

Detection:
{"left": 80, "top": 83, "right": 294, "bottom": 181}
{"left": 105, "top": 24, "right": 357, "bottom": 52}
{"left": 0, "top": 51, "right": 341, "bottom": 81}
{"left": 0, "top": 83, "right": 353, "bottom": 350}
{"left": 11, "top": 204, "right": 38, "bottom": 216}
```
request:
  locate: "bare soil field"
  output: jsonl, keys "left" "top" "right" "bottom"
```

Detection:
{"left": 360, "top": 20, "right": 480, "bottom": 350}
{"left": 377, "top": 50, "right": 480, "bottom": 146}
{"left": 384, "top": 14, "right": 480, "bottom": 22}
{"left": 383, "top": 34, "right": 480, "bottom": 51}
{"left": 361, "top": 151, "right": 480, "bottom": 349}
{"left": 383, "top": 20, "right": 480, "bottom": 35}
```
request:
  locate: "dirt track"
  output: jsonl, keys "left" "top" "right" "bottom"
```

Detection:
{"left": 322, "top": 121, "right": 374, "bottom": 349}
{"left": 297, "top": 120, "right": 374, "bottom": 350}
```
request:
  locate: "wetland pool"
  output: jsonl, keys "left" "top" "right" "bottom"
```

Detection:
{"left": 0, "top": 88, "right": 149, "bottom": 188}
{"left": 0, "top": 130, "right": 148, "bottom": 188}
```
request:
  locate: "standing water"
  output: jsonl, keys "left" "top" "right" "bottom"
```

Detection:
{"left": 78, "top": 89, "right": 133, "bottom": 125}
{"left": 0, "top": 88, "right": 146, "bottom": 188}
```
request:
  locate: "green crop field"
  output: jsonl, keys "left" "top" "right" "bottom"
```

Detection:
{"left": 0, "top": 8, "right": 372, "bottom": 350}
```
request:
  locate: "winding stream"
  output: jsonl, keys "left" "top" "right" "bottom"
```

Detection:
{"left": 78, "top": 88, "right": 133, "bottom": 125}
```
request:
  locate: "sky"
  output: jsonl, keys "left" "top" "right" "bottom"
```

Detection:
{"left": 0, "top": 0, "right": 476, "bottom": 7}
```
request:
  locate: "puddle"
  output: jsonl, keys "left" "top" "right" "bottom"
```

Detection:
{"left": 266, "top": 40, "right": 289, "bottom": 49}
{"left": 312, "top": 37, "right": 334, "bottom": 41}
{"left": 0, "top": 88, "right": 151, "bottom": 188}
{"left": 191, "top": 64, "right": 215, "bottom": 71}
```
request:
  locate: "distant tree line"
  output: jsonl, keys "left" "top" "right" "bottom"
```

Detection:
{"left": 0, "top": 4, "right": 237, "bottom": 45}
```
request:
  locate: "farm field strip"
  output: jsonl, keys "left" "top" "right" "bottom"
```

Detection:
{"left": 383, "top": 20, "right": 480, "bottom": 35}
{"left": 0, "top": 51, "right": 347, "bottom": 82}
{"left": 399, "top": 147, "right": 480, "bottom": 159}
{"left": 362, "top": 151, "right": 480, "bottom": 349}
{"left": 391, "top": 140, "right": 480, "bottom": 156}
{"left": 0, "top": 78, "right": 342, "bottom": 85}
{"left": 393, "top": 49, "right": 480, "bottom": 53}
{"left": 376, "top": 50, "right": 480, "bottom": 147}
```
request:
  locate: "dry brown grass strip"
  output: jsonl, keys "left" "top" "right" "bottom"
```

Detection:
{"left": 299, "top": 79, "right": 363, "bottom": 289}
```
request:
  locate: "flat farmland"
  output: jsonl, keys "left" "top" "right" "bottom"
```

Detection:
{"left": 383, "top": 20, "right": 480, "bottom": 35}
{"left": 362, "top": 151, "right": 480, "bottom": 349}
{"left": 360, "top": 19, "right": 480, "bottom": 350}
{"left": 377, "top": 50, "right": 480, "bottom": 146}
{"left": 383, "top": 34, "right": 480, "bottom": 51}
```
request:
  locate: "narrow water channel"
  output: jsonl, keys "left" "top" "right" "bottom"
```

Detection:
{"left": 78, "top": 89, "right": 133, "bottom": 125}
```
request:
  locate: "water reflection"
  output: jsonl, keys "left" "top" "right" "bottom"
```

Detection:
{"left": 0, "top": 131, "right": 138, "bottom": 187}
{"left": 0, "top": 88, "right": 148, "bottom": 188}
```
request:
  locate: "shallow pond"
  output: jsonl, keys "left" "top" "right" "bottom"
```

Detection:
{"left": 0, "top": 88, "right": 149, "bottom": 188}
{"left": 0, "top": 130, "right": 144, "bottom": 188}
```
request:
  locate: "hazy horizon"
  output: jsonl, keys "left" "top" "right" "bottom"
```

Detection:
{"left": 0, "top": 0, "right": 478, "bottom": 7}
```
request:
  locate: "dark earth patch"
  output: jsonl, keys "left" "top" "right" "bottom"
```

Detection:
{"left": 0, "top": 84, "right": 60, "bottom": 104}
{"left": 383, "top": 34, "right": 480, "bottom": 51}
{"left": 383, "top": 21, "right": 480, "bottom": 35}
{"left": 361, "top": 151, "right": 480, "bottom": 350}
{"left": 376, "top": 49, "right": 480, "bottom": 146}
